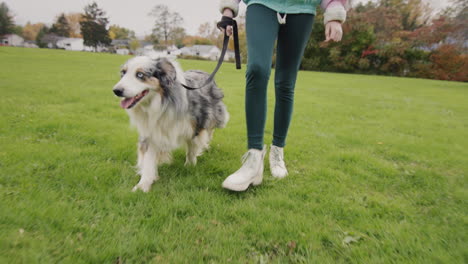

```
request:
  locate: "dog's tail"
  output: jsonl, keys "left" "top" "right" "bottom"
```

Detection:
{"left": 214, "top": 103, "right": 229, "bottom": 129}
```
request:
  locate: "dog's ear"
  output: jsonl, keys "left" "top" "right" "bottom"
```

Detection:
{"left": 153, "top": 58, "right": 177, "bottom": 89}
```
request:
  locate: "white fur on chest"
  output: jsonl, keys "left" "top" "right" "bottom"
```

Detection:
{"left": 127, "top": 95, "right": 193, "bottom": 152}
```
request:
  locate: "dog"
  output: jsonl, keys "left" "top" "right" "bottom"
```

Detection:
{"left": 112, "top": 56, "right": 229, "bottom": 192}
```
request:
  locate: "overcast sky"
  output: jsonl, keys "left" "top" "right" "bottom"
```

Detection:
{"left": 4, "top": 0, "right": 451, "bottom": 37}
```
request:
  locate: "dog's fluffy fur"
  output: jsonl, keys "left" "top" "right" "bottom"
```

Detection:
{"left": 113, "top": 56, "right": 229, "bottom": 192}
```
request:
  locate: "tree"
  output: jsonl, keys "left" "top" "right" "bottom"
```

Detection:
{"left": 0, "top": 2, "right": 14, "bottom": 35}
{"left": 50, "top": 13, "right": 70, "bottom": 37}
{"left": 198, "top": 22, "right": 210, "bottom": 38}
{"left": 79, "top": 2, "right": 111, "bottom": 50}
{"left": 65, "top": 13, "right": 82, "bottom": 38}
{"left": 427, "top": 44, "right": 468, "bottom": 82}
{"left": 149, "top": 5, "right": 183, "bottom": 46}
{"left": 35, "top": 25, "right": 50, "bottom": 48}
{"left": 22, "top": 22, "right": 46, "bottom": 41}
{"left": 109, "top": 25, "right": 135, "bottom": 40}
{"left": 172, "top": 27, "right": 186, "bottom": 48}
{"left": 144, "top": 34, "right": 160, "bottom": 45}
{"left": 198, "top": 21, "right": 224, "bottom": 45}
{"left": 12, "top": 25, "right": 22, "bottom": 35}
{"left": 129, "top": 39, "right": 140, "bottom": 51}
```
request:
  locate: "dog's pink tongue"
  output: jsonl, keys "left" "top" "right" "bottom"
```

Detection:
{"left": 120, "top": 97, "right": 135, "bottom": 109}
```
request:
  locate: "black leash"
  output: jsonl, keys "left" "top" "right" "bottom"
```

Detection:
{"left": 181, "top": 16, "right": 241, "bottom": 90}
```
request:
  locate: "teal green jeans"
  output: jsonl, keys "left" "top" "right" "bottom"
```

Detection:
{"left": 245, "top": 4, "right": 315, "bottom": 150}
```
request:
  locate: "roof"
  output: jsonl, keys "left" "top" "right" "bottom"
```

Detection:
{"left": 0, "top": 34, "right": 23, "bottom": 39}
{"left": 57, "top": 38, "right": 83, "bottom": 43}
{"left": 111, "top": 39, "right": 131, "bottom": 46}
{"left": 40, "top": 34, "right": 65, "bottom": 44}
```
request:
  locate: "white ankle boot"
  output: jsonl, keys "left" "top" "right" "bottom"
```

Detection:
{"left": 269, "top": 145, "right": 288, "bottom": 178}
{"left": 222, "top": 147, "right": 266, "bottom": 191}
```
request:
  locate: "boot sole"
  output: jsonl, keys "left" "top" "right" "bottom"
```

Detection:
{"left": 222, "top": 147, "right": 266, "bottom": 192}
{"left": 222, "top": 171, "right": 263, "bottom": 191}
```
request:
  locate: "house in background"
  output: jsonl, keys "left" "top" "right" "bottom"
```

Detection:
{"left": 192, "top": 45, "right": 221, "bottom": 60}
{"left": 23, "top": 40, "right": 38, "bottom": 48}
{"left": 56, "top": 38, "right": 85, "bottom": 51}
{"left": 111, "top": 39, "right": 130, "bottom": 49}
{"left": 115, "top": 49, "right": 129, "bottom": 55}
{"left": 179, "top": 45, "right": 234, "bottom": 61}
{"left": 0, "top": 34, "right": 24, "bottom": 46}
{"left": 111, "top": 39, "right": 131, "bottom": 55}
{"left": 39, "top": 34, "right": 65, "bottom": 49}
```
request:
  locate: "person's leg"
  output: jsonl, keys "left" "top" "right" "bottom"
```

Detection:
{"left": 223, "top": 4, "right": 279, "bottom": 191}
{"left": 245, "top": 4, "right": 279, "bottom": 150}
{"left": 272, "top": 14, "right": 315, "bottom": 148}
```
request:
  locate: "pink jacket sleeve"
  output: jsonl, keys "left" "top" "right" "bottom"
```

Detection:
{"left": 321, "top": 0, "right": 348, "bottom": 24}
{"left": 321, "top": 0, "right": 347, "bottom": 10}
{"left": 220, "top": 0, "right": 348, "bottom": 22}
{"left": 219, "top": 0, "right": 241, "bottom": 17}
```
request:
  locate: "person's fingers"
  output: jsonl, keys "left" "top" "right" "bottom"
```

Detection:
{"left": 331, "top": 27, "right": 339, "bottom": 41}
{"left": 325, "top": 23, "right": 331, "bottom": 42}
{"left": 335, "top": 26, "right": 343, "bottom": 41}
{"left": 219, "top": 26, "right": 233, "bottom": 36}
{"left": 226, "top": 25, "right": 233, "bottom": 36}
{"left": 329, "top": 27, "right": 336, "bottom": 41}
{"left": 325, "top": 22, "right": 344, "bottom": 42}
{"left": 337, "top": 29, "right": 343, "bottom": 41}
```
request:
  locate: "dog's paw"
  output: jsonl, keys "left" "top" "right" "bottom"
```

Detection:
{"left": 184, "top": 158, "right": 197, "bottom": 166}
{"left": 132, "top": 182, "right": 152, "bottom": 193}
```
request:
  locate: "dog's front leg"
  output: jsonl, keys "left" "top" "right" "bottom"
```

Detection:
{"left": 133, "top": 140, "right": 158, "bottom": 193}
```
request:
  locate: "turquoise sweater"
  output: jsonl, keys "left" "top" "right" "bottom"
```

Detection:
{"left": 243, "top": 0, "right": 322, "bottom": 15}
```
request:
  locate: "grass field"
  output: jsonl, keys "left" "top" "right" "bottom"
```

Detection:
{"left": 0, "top": 46, "right": 467, "bottom": 263}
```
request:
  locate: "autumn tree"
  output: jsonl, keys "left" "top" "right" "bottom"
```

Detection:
{"left": 66, "top": 13, "right": 82, "bottom": 38}
{"left": 22, "top": 22, "right": 46, "bottom": 41}
{"left": 0, "top": 2, "right": 14, "bottom": 35}
{"left": 197, "top": 21, "right": 230, "bottom": 46}
{"left": 448, "top": 0, "right": 467, "bottom": 50}
{"left": 149, "top": 5, "right": 183, "bottom": 46}
{"left": 144, "top": 34, "right": 160, "bottom": 45}
{"left": 80, "top": 2, "right": 111, "bottom": 50}
{"left": 109, "top": 25, "right": 135, "bottom": 40}
{"left": 129, "top": 39, "right": 140, "bottom": 51}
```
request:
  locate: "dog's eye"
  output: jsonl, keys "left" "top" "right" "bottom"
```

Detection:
{"left": 136, "top": 72, "right": 145, "bottom": 80}
{"left": 120, "top": 70, "right": 126, "bottom": 78}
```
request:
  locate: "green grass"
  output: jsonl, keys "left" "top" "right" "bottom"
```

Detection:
{"left": 0, "top": 46, "right": 467, "bottom": 263}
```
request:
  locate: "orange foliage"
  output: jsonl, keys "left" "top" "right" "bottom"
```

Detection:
{"left": 429, "top": 45, "right": 468, "bottom": 82}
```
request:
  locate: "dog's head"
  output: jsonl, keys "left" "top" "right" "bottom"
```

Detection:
{"left": 113, "top": 56, "right": 182, "bottom": 109}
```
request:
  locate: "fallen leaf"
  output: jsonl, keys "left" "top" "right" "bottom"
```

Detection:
{"left": 287, "top": 240, "right": 297, "bottom": 254}
{"left": 342, "top": 235, "right": 360, "bottom": 245}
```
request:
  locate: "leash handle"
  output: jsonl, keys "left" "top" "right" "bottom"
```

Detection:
{"left": 217, "top": 16, "right": 241, "bottom": 69}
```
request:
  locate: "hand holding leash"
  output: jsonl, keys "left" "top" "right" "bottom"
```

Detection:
{"left": 221, "top": 9, "right": 234, "bottom": 36}
{"left": 216, "top": 15, "right": 241, "bottom": 70}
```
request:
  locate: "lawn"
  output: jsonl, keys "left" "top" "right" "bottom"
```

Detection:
{"left": 0, "top": 47, "right": 466, "bottom": 263}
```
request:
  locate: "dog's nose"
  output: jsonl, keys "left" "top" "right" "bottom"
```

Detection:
{"left": 113, "top": 88, "right": 124, "bottom": 97}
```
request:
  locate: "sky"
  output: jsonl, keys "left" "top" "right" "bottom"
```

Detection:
{"left": 4, "top": 0, "right": 451, "bottom": 37}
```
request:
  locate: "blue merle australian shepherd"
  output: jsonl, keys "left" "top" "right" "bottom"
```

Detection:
{"left": 112, "top": 56, "right": 229, "bottom": 192}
